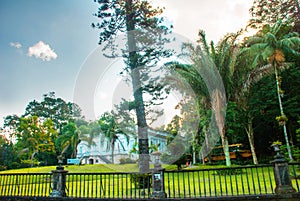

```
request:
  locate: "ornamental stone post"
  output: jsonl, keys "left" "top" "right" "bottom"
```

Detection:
{"left": 151, "top": 151, "right": 167, "bottom": 198}
{"left": 271, "top": 143, "right": 296, "bottom": 194}
{"left": 49, "top": 155, "right": 68, "bottom": 197}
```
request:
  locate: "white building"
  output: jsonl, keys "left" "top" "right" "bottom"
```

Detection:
{"left": 76, "top": 128, "right": 169, "bottom": 164}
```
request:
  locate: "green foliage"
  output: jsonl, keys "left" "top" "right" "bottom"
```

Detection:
{"left": 2, "top": 92, "right": 84, "bottom": 168}
{"left": 225, "top": 102, "right": 245, "bottom": 144}
{"left": 23, "top": 92, "right": 83, "bottom": 130}
{"left": 11, "top": 116, "right": 57, "bottom": 165}
{"left": 129, "top": 173, "right": 152, "bottom": 189}
{"left": 55, "top": 122, "right": 81, "bottom": 159}
{"left": 119, "top": 157, "right": 136, "bottom": 164}
{"left": 0, "top": 135, "right": 17, "bottom": 170}
{"left": 249, "top": 0, "right": 300, "bottom": 33}
{"left": 20, "top": 159, "right": 39, "bottom": 168}
{"left": 98, "top": 111, "right": 130, "bottom": 164}
{"left": 280, "top": 145, "right": 300, "bottom": 162}
{"left": 214, "top": 168, "right": 243, "bottom": 175}
{"left": 275, "top": 114, "right": 288, "bottom": 124}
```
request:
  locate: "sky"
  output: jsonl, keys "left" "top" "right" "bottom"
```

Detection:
{"left": 0, "top": 0, "right": 254, "bottom": 127}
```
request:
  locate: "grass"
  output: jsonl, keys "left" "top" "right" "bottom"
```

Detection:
{"left": 0, "top": 163, "right": 182, "bottom": 174}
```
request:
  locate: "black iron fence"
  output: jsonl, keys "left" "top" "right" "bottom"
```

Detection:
{"left": 0, "top": 173, "right": 52, "bottom": 197}
{"left": 65, "top": 172, "right": 152, "bottom": 199}
{"left": 0, "top": 163, "right": 299, "bottom": 199}
{"left": 165, "top": 163, "right": 300, "bottom": 198}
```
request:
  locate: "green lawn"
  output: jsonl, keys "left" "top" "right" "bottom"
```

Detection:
{"left": 0, "top": 162, "right": 234, "bottom": 174}
{"left": 0, "top": 163, "right": 181, "bottom": 173}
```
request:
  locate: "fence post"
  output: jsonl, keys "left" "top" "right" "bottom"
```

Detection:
{"left": 49, "top": 155, "right": 68, "bottom": 197}
{"left": 151, "top": 151, "right": 167, "bottom": 198}
{"left": 271, "top": 143, "right": 296, "bottom": 194}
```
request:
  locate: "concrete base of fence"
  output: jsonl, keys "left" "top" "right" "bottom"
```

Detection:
{"left": 275, "top": 185, "right": 297, "bottom": 194}
{"left": 150, "top": 191, "right": 167, "bottom": 199}
{"left": 2, "top": 194, "right": 300, "bottom": 201}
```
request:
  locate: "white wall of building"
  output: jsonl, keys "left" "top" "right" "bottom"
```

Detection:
{"left": 76, "top": 129, "right": 169, "bottom": 164}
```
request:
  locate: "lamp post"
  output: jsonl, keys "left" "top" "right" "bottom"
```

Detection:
{"left": 151, "top": 151, "right": 166, "bottom": 198}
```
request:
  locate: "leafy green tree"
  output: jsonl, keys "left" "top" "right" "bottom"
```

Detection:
{"left": 98, "top": 112, "right": 130, "bottom": 164}
{"left": 0, "top": 134, "right": 17, "bottom": 170}
{"left": 2, "top": 92, "right": 85, "bottom": 166}
{"left": 249, "top": 0, "right": 300, "bottom": 33}
{"left": 12, "top": 116, "right": 57, "bottom": 165}
{"left": 92, "top": 0, "right": 172, "bottom": 172}
{"left": 243, "top": 22, "right": 300, "bottom": 160}
{"left": 23, "top": 92, "right": 83, "bottom": 130}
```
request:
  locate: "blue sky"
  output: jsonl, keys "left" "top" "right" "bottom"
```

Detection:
{"left": 0, "top": 0, "right": 253, "bottom": 126}
{"left": 0, "top": 0, "right": 99, "bottom": 124}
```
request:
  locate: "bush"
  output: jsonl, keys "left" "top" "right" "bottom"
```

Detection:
{"left": 19, "top": 159, "right": 39, "bottom": 168}
{"left": 0, "top": 165, "right": 7, "bottom": 171}
{"left": 280, "top": 145, "right": 300, "bottom": 162}
{"left": 130, "top": 173, "right": 152, "bottom": 189}
{"left": 119, "top": 157, "right": 136, "bottom": 164}
{"left": 214, "top": 168, "right": 243, "bottom": 175}
{"left": 11, "top": 162, "right": 21, "bottom": 169}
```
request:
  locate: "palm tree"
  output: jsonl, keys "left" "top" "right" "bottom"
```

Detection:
{"left": 98, "top": 112, "right": 129, "bottom": 164}
{"left": 175, "top": 30, "right": 245, "bottom": 166}
{"left": 56, "top": 122, "right": 81, "bottom": 158}
{"left": 78, "top": 121, "right": 101, "bottom": 148}
{"left": 243, "top": 22, "right": 300, "bottom": 161}
{"left": 171, "top": 62, "right": 213, "bottom": 164}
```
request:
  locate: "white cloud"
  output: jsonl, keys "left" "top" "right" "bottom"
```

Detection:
{"left": 27, "top": 41, "right": 58, "bottom": 61}
{"left": 9, "top": 42, "right": 22, "bottom": 49}
{"left": 153, "top": 0, "right": 254, "bottom": 42}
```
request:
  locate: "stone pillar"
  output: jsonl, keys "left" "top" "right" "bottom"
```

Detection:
{"left": 151, "top": 151, "right": 167, "bottom": 198}
{"left": 271, "top": 144, "right": 296, "bottom": 194}
{"left": 49, "top": 156, "right": 68, "bottom": 197}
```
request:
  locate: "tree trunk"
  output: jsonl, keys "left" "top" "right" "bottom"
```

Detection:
{"left": 274, "top": 64, "right": 293, "bottom": 161}
{"left": 111, "top": 141, "right": 115, "bottom": 164}
{"left": 245, "top": 117, "right": 258, "bottom": 164}
{"left": 221, "top": 133, "right": 231, "bottom": 166}
{"left": 125, "top": 0, "right": 149, "bottom": 173}
{"left": 192, "top": 147, "right": 196, "bottom": 164}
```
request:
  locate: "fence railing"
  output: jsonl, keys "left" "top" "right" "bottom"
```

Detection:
{"left": 0, "top": 173, "right": 52, "bottom": 197}
{"left": 165, "top": 164, "right": 295, "bottom": 198}
{"left": 65, "top": 172, "right": 152, "bottom": 199}
{"left": 0, "top": 163, "right": 299, "bottom": 199}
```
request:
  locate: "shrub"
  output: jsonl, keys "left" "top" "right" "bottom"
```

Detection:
{"left": 214, "top": 168, "right": 243, "bottom": 175}
{"left": 130, "top": 173, "right": 152, "bottom": 189}
{"left": 119, "top": 157, "right": 136, "bottom": 164}
{"left": 20, "top": 159, "right": 39, "bottom": 168}
{"left": 0, "top": 165, "right": 7, "bottom": 171}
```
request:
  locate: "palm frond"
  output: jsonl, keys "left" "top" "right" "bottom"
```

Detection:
{"left": 242, "top": 62, "right": 291, "bottom": 93}
{"left": 280, "top": 36, "right": 300, "bottom": 49}
{"left": 197, "top": 30, "right": 211, "bottom": 56}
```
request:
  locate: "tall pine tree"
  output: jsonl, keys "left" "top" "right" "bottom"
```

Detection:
{"left": 92, "top": 0, "right": 172, "bottom": 172}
